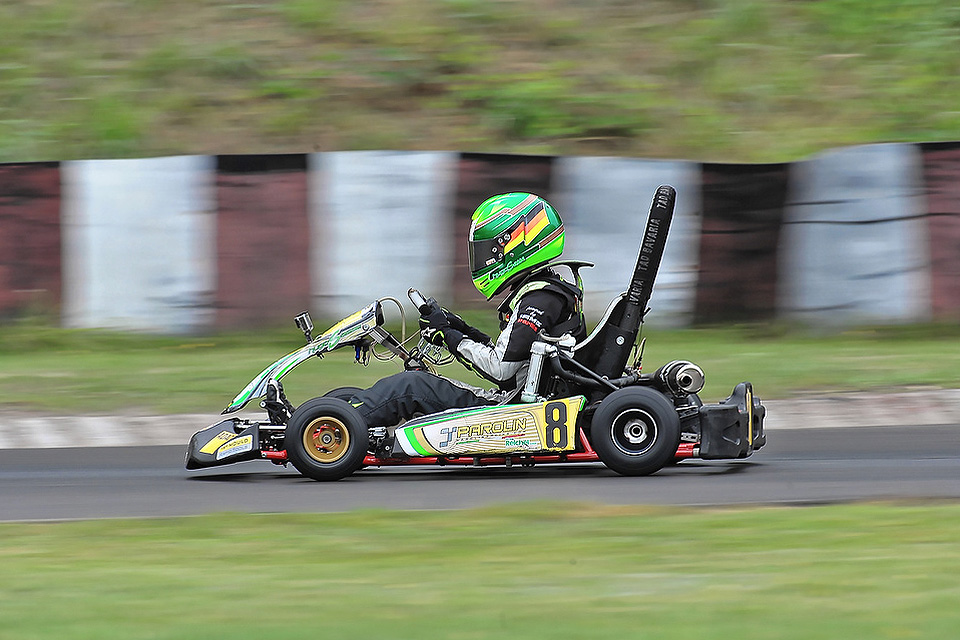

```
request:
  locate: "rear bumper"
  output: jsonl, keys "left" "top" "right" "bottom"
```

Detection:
{"left": 697, "top": 382, "right": 766, "bottom": 460}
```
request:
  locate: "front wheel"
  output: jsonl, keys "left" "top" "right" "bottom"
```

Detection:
{"left": 323, "top": 386, "right": 363, "bottom": 402}
{"left": 284, "top": 397, "right": 368, "bottom": 481}
{"left": 590, "top": 387, "right": 680, "bottom": 476}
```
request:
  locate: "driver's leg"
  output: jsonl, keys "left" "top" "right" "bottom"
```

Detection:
{"left": 349, "top": 370, "right": 492, "bottom": 427}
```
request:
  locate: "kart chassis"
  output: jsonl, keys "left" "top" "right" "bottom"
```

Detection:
{"left": 185, "top": 185, "right": 766, "bottom": 479}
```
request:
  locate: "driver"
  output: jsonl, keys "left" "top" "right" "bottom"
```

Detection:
{"left": 348, "top": 192, "right": 587, "bottom": 429}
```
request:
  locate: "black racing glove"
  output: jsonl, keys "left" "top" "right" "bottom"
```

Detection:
{"left": 443, "top": 309, "right": 492, "bottom": 346}
{"left": 419, "top": 304, "right": 466, "bottom": 351}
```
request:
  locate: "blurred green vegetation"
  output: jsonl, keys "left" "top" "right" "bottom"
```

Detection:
{"left": 2, "top": 314, "right": 959, "bottom": 413}
{"left": 2, "top": 502, "right": 960, "bottom": 638}
{"left": 2, "top": 0, "right": 960, "bottom": 163}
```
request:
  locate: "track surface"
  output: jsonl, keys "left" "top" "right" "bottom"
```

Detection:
{"left": 2, "top": 425, "right": 959, "bottom": 521}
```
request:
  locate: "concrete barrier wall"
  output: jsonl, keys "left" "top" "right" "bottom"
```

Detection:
{"left": 61, "top": 156, "right": 216, "bottom": 333}
{"left": 920, "top": 142, "right": 960, "bottom": 320}
{"left": 695, "top": 162, "right": 790, "bottom": 323}
{"left": 778, "top": 144, "right": 931, "bottom": 325}
{"left": 309, "top": 150, "right": 458, "bottom": 318}
{"left": 214, "top": 154, "right": 312, "bottom": 329}
{"left": 0, "top": 163, "right": 61, "bottom": 318}
{"left": 2, "top": 143, "right": 959, "bottom": 332}
{"left": 553, "top": 157, "right": 702, "bottom": 325}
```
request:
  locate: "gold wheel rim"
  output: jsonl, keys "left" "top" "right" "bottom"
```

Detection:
{"left": 303, "top": 416, "right": 350, "bottom": 463}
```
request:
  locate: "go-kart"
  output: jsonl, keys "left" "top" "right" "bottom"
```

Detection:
{"left": 185, "top": 185, "right": 766, "bottom": 481}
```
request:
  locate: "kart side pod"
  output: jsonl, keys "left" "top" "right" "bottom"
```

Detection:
{"left": 185, "top": 419, "right": 261, "bottom": 469}
{"left": 392, "top": 397, "right": 585, "bottom": 458}
{"left": 698, "top": 382, "right": 766, "bottom": 460}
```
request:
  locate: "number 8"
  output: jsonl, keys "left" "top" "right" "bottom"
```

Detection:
{"left": 544, "top": 401, "right": 568, "bottom": 448}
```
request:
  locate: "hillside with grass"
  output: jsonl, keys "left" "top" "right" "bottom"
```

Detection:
{"left": 2, "top": 0, "right": 959, "bottom": 164}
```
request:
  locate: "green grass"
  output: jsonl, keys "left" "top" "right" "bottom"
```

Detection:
{"left": 2, "top": 502, "right": 959, "bottom": 638}
{"left": 3, "top": 0, "right": 960, "bottom": 163}
{"left": 1, "top": 318, "right": 959, "bottom": 414}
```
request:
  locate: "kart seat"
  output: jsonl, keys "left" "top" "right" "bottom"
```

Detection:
{"left": 570, "top": 292, "right": 628, "bottom": 371}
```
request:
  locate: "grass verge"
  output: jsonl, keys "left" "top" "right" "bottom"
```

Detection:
{"left": 3, "top": 1, "right": 960, "bottom": 162}
{"left": 1, "top": 502, "right": 959, "bottom": 639}
{"left": 2, "top": 319, "right": 960, "bottom": 415}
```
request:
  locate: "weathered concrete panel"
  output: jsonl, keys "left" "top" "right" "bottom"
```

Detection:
{"left": 214, "top": 154, "right": 311, "bottom": 328}
{"left": 308, "top": 151, "right": 458, "bottom": 319}
{"left": 919, "top": 142, "right": 960, "bottom": 320}
{"left": 779, "top": 144, "right": 930, "bottom": 325}
{"left": 451, "top": 153, "right": 554, "bottom": 307}
{"left": 553, "top": 157, "right": 702, "bottom": 326}
{"left": 0, "top": 163, "right": 61, "bottom": 317}
{"left": 61, "top": 156, "right": 216, "bottom": 333}
{"left": 695, "top": 163, "right": 790, "bottom": 323}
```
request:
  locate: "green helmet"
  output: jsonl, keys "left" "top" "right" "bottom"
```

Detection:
{"left": 468, "top": 192, "right": 565, "bottom": 299}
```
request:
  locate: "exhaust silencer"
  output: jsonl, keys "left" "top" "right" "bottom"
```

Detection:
{"left": 657, "top": 360, "right": 705, "bottom": 395}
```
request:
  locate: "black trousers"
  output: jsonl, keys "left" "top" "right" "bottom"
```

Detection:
{"left": 349, "top": 370, "right": 494, "bottom": 427}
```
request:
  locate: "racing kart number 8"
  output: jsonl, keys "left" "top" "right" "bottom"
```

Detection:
{"left": 543, "top": 400, "right": 569, "bottom": 449}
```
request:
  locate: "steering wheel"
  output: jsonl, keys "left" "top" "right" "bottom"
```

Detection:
{"left": 407, "top": 288, "right": 454, "bottom": 367}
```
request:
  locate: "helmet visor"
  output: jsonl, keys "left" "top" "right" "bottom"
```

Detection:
{"left": 468, "top": 237, "right": 503, "bottom": 275}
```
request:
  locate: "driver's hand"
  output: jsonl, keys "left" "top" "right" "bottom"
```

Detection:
{"left": 442, "top": 309, "right": 469, "bottom": 332}
{"left": 419, "top": 306, "right": 450, "bottom": 347}
{"left": 443, "top": 309, "right": 492, "bottom": 346}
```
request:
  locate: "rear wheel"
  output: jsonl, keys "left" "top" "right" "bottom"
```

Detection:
{"left": 284, "top": 397, "right": 368, "bottom": 481}
{"left": 590, "top": 387, "right": 680, "bottom": 476}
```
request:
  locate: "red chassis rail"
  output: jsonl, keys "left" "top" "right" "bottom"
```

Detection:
{"left": 261, "top": 429, "right": 698, "bottom": 466}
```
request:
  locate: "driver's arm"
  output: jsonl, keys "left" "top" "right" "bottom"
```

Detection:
{"left": 452, "top": 289, "right": 566, "bottom": 387}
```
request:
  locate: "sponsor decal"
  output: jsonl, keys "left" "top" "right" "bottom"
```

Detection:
{"left": 439, "top": 427, "right": 455, "bottom": 448}
{"left": 396, "top": 396, "right": 585, "bottom": 457}
{"left": 216, "top": 435, "right": 253, "bottom": 460}
{"left": 455, "top": 417, "right": 527, "bottom": 441}
{"left": 200, "top": 430, "right": 236, "bottom": 454}
{"left": 516, "top": 317, "right": 540, "bottom": 332}
{"left": 489, "top": 256, "right": 523, "bottom": 281}
{"left": 637, "top": 216, "right": 661, "bottom": 272}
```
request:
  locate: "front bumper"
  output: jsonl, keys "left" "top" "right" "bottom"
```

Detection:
{"left": 185, "top": 419, "right": 261, "bottom": 469}
{"left": 698, "top": 382, "right": 766, "bottom": 459}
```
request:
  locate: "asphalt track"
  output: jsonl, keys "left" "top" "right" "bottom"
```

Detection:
{"left": 1, "top": 424, "right": 959, "bottom": 521}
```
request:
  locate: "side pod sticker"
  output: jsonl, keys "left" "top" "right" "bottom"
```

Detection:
{"left": 394, "top": 397, "right": 585, "bottom": 457}
{"left": 200, "top": 430, "right": 236, "bottom": 455}
{"left": 216, "top": 435, "right": 254, "bottom": 460}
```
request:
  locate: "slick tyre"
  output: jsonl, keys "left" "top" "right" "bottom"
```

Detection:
{"left": 323, "top": 386, "right": 363, "bottom": 402}
{"left": 284, "top": 397, "right": 368, "bottom": 481}
{"left": 590, "top": 387, "right": 680, "bottom": 477}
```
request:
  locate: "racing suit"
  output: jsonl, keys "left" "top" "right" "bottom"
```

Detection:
{"left": 349, "top": 268, "right": 585, "bottom": 428}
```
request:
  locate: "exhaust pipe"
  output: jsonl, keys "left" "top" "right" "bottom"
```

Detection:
{"left": 656, "top": 360, "right": 705, "bottom": 396}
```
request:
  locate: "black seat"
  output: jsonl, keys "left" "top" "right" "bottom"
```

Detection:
{"left": 571, "top": 292, "right": 627, "bottom": 372}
